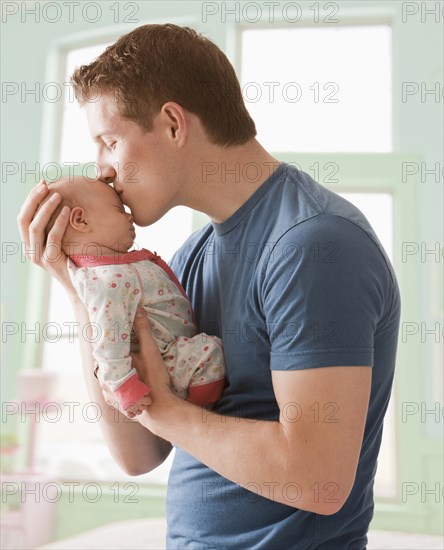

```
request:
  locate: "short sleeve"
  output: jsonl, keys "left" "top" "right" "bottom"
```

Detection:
{"left": 262, "top": 215, "right": 388, "bottom": 371}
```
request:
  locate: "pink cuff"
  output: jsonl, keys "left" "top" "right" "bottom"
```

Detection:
{"left": 115, "top": 374, "right": 151, "bottom": 410}
{"left": 187, "top": 378, "right": 226, "bottom": 406}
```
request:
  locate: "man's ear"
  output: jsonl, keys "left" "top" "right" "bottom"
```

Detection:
{"left": 161, "top": 102, "right": 187, "bottom": 146}
{"left": 69, "top": 207, "right": 91, "bottom": 232}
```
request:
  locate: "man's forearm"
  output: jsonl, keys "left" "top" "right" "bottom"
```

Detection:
{"left": 71, "top": 297, "right": 172, "bottom": 475}
{"left": 140, "top": 396, "right": 342, "bottom": 514}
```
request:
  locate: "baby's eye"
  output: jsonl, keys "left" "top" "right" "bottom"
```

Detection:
{"left": 106, "top": 141, "right": 116, "bottom": 150}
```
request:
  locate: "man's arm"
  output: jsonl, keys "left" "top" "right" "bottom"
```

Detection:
{"left": 133, "top": 313, "right": 371, "bottom": 515}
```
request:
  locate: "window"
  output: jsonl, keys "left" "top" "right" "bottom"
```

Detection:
{"left": 60, "top": 43, "right": 112, "bottom": 165}
{"left": 241, "top": 25, "right": 392, "bottom": 152}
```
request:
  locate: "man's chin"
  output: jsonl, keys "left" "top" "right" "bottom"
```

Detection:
{"left": 133, "top": 213, "right": 165, "bottom": 228}
{"left": 132, "top": 215, "right": 147, "bottom": 227}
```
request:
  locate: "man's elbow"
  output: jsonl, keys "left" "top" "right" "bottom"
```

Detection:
{"left": 284, "top": 470, "right": 355, "bottom": 515}
{"left": 119, "top": 455, "right": 164, "bottom": 476}
{"left": 312, "top": 500, "right": 346, "bottom": 516}
{"left": 115, "top": 445, "right": 171, "bottom": 477}
{"left": 122, "top": 462, "right": 154, "bottom": 477}
{"left": 289, "top": 492, "right": 349, "bottom": 516}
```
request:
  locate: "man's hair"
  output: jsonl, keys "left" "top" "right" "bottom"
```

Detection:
{"left": 71, "top": 24, "right": 256, "bottom": 146}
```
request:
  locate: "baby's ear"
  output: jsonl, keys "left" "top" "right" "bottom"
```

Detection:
{"left": 70, "top": 207, "right": 90, "bottom": 232}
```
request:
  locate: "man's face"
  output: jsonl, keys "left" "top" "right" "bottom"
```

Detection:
{"left": 84, "top": 94, "right": 181, "bottom": 227}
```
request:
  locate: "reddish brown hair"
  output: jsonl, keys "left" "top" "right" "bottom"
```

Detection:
{"left": 71, "top": 24, "right": 256, "bottom": 146}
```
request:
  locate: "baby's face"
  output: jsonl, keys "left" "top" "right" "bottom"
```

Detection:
{"left": 84, "top": 180, "right": 136, "bottom": 253}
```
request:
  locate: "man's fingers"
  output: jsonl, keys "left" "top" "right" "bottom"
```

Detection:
{"left": 17, "top": 180, "right": 48, "bottom": 253}
{"left": 28, "top": 192, "right": 63, "bottom": 262}
{"left": 19, "top": 182, "right": 66, "bottom": 264}
{"left": 44, "top": 205, "right": 71, "bottom": 262}
{"left": 132, "top": 307, "right": 157, "bottom": 354}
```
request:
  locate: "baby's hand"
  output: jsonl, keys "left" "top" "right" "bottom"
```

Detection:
{"left": 125, "top": 394, "right": 152, "bottom": 418}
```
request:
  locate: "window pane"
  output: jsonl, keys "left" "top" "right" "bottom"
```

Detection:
{"left": 374, "top": 396, "right": 397, "bottom": 498}
{"left": 133, "top": 206, "right": 193, "bottom": 263}
{"left": 60, "top": 43, "right": 111, "bottom": 164}
{"left": 241, "top": 26, "right": 392, "bottom": 152}
{"left": 41, "top": 335, "right": 82, "bottom": 376}
{"left": 338, "top": 192, "right": 393, "bottom": 261}
{"left": 46, "top": 278, "right": 77, "bottom": 336}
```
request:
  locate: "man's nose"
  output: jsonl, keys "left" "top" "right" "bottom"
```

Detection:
{"left": 98, "top": 164, "right": 117, "bottom": 184}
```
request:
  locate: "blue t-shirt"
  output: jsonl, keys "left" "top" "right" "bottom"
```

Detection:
{"left": 167, "top": 162, "right": 401, "bottom": 549}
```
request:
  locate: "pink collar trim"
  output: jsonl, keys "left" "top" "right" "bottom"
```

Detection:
{"left": 70, "top": 248, "right": 160, "bottom": 267}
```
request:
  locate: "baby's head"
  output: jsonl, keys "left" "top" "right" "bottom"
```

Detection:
{"left": 40, "top": 176, "right": 136, "bottom": 256}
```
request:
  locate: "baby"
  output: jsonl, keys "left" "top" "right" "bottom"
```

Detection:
{"left": 41, "top": 176, "right": 226, "bottom": 414}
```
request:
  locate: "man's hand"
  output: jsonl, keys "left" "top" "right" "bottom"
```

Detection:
{"left": 130, "top": 308, "right": 172, "bottom": 393}
{"left": 125, "top": 394, "right": 153, "bottom": 417}
{"left": 17, "top": 179, "right": 75, "bottom": 295}
{"left": 99, "top": 307, "right": 177, "bottom": 421}
{"left": 129, "top": 308, "right": 179, "bottom": 426}
{"left": 98, "top": 378, "right": 153, "bottom": 420}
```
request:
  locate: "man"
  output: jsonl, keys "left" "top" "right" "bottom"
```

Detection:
{"left": 18, "top": 24, "right": 400, "bottom": 549}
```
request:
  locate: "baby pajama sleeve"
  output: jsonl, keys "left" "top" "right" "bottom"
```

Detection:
{"left": 68, "top": 260, "right": 150, "bottom": 410}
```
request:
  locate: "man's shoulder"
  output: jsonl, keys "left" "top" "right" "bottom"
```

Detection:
{"left": 169, "top": 222, "right": 213, "bottom": 276}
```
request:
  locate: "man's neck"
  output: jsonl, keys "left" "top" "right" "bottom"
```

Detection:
{"left": 186, "top": 140, "right": 280, "bottom": 224}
